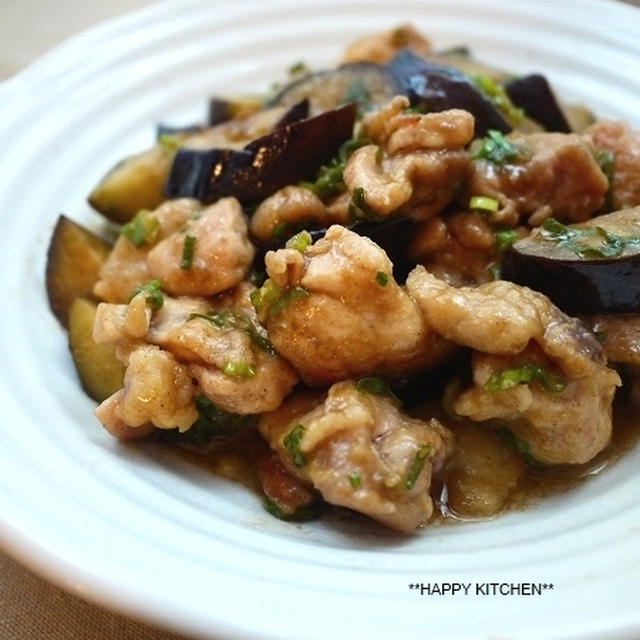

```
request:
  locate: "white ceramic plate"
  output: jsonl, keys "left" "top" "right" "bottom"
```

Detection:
{"left": 1, "top": 1, "right": 639, "bottom": 638}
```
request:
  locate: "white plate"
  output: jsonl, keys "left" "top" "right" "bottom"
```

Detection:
{"left": 0, "top": 1, "right": 639, "bottom": 639}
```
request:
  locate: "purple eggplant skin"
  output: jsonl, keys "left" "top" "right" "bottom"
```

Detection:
{"left": 387, "top": 50, "right": 511, "bottom": 137}
{"left": 501, "top": 209, "right": 640, "bottom": 314}
{"left": 273, "top": 98, "right": 309, "bottom": 128}
{"left": 504, "top": 74, "right": 571, "bottom": 133}
{"left": 165, "top": 103, "right": 356, "bottom": 204}
{"left": 208, "top": 97, "right": 234, "bottom": 126}
{"left": 502, "top": 248, "right": 640, "bottom": 314}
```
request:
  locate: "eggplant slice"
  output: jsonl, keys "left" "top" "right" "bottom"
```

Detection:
{"left": 501, "top": 207, "right": 640, "bottom": 314}
{"left": 268, "top": 62, "right": 398, "bottom": 115}
{"left": 166, "top": 103, "right": 357, "bottom": 204}
{"left": 387, "top": 49, "right": 511, "bottom": 137}
{"left": 504, "top": 74, "right": 571, "bottom": 133}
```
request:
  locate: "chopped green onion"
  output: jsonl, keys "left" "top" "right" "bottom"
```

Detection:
{"left": 471, "top": 74, "right": 525, "bottom": 124}
{"left": 471, "top": 130, "right": 529, "bottom": 165}
{"left": 375, "top": 271, "right": 389, "bottom": 287}
{"left": 487, "top": 261, "right": 502, "bottom": 280}
{"left": 271, "top": 218, "right": 315, "bottom": 240}
{"left": 283, "top": 424, "right": 306, "bottom": 467}
{"left": 157, "top": 133, "right": 181, "bottom": 153}
{"left": 348, "top": 472, "right": 362, "bottom": 489}
{"left": 129, "top": 279, "right": 164, "bottom": 309}
{"left": 250, "top": 278, "right": 283, "bottom": 314}
{"left": 165, "top": 394, "right": 253, "bottom": 445}
{"left": 300, "top": 135, "right": 369, "bottom": 201}
{"left": 594, "top": 329, "right": 607, "bottom": 343}
{"left": 121, "top": 210, "right": 159, "bottom": 247}
{"left": 497, "top": 427, "right": 547, "bottom": 469}
{"left": 222, "top": 360, "right": 256, "bottom": 378}
{"left": 541, "top": 217, "right": 640, "bottom": 259}
{"left": 188, "top": 309, "right": 276, "bottom": 355}
{"left": 348, "top": 186, "right": 381, "bottom": 221}
{"left": 494, "top": 228, "right": 519, "bottom": 252}
{"left": 251, "top": 279, "right": 309, "bottom": 319}
{"left": 180, "top": 234, "right": 196, "bottom": 269}
{"left": 355, "top": 375, "right": 400, "bottom": 404}
{"left": 404, "top": 445, "right": 432, "bottom": 490}
{"left": 484, "top": 362, "right": 567, "bottom": 393}
{"left": 285, "top": 230, "right": 313, "bottom": 253}
{"left": 469, "top": 195, "right": 500, "bottom": 212}
{"left": 288, "top": 61, "right": 309, "bottom": 76}
{"left": 269, "top": 285, "right": 310, "bottom": 317}
{"left": 595, "top": 148, "right": 614, "bottom": 211}
{"left": 263, "top": 498, "right": 320, "bottom": 522}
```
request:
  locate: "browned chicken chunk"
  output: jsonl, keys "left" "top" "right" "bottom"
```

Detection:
{"left": 147, "top": 197, "right": 254, "bottom": 297}
{"left": 259, "top": 380, "right": 453, "bottom": 532}
{"left": 343, "top": 98, "right": 474, "bottom": 220}
{"left": 406, "top": 267, "right": 621, "bottom": 464}
{"left": 585, "top": 120, "right": 640, "bottom": 210}
{"left": 94, "top": 284, "right": 298, "bottom": 417}
{"left": 257, "top": 225, "right": 454, "bottom": 386}
{"left": 466, "top": 132, "right": 609, "bottom": 224}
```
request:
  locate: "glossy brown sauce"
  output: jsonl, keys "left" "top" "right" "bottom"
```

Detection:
{"left": 433, "top": 396, "right": 640, "bottom": 524}
{"left": 167, "top": 395, "right": 640, "bottom": 527}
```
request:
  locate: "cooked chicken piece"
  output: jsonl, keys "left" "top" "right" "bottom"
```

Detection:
{"left": 342, "top": 23, "right": 431, "bottom": 64}
{"left": 409, "top": 210, "right": 503, "bottom": 285}
{"left": 343, "top": 100, "right": 473, "bottom": 220}
{"left": 585, "top": 120, "right": 640, "bottom": 210}
{"left": 584, "top": 314, "right": 640, "bottom": 366}
{"left": 406, "top": 266, "right": 621, "bottom": 464}
{"left": 94, "top": 284, "right": 299, "bottom": 415}
{"left": 364, "top": 98, "right": 474, "bottom": 153}
{"left": 94, "top": 198, "right": 201, "bottom": 302}
{"left": 259, "top": 225, "right": 454, "bottom": 386}
{"left": 93, "top": 290, "right": 153, "bottom": 343}
{"left": 466, "top": 132, "right": 608, "bottom": 224}
{"left": 147, "top": 197, "right": 254, "bottom": 297}
{"left": 259, "top": 381, "right": 453, "bottom": 532}
{"left": 583, "top": 315, "right": 640, "bottom": 407}
{"left": 94, "top": 392, "right": 155, "bottom": 441}
{"left": 95, "top": 344, "right": 198, "bottom": 438}
{"left": 249, "top": 186, "right": 347, "bottom": 243}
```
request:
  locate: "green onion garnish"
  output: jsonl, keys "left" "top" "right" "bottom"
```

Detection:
{"left": 285, "top": 230, "right": 313, "bottom": 253}
{"left": 404, "top": 445, "right": 432, "bottom": 490}
{"left": 283, "top": 424, "right": 306, "bottom": 467}
{"left": 129, "top": 278, "right": 164, "bottom": 309}
{"left": 484, "top": 362, "right": 567, "bottom": 393}
{"left": 180, "top": 234, "right": 196, "bottom": 269}
{"left": 469, "top": 195, "right": 500, "bottom": 212}
{"left": 121, "top": 210, "right": 159, "bottom": 247}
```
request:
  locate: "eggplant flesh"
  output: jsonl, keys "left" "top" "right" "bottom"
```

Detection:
{"left": 165, "top": 103, "right": 357, "bottom": 204}
{"left": 501, "top": 207, "right": 640, "bottom": 314}
{"left": 387, "top": 49, "right": 511, "bottom": 137}
{"left": 504, "top": 74, "right": 571, "bottom": 133}
{"left": 268, "top": 62, "right": 398, "bottom": 115}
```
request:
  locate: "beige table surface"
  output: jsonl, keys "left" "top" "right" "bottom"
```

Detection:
{"left": 1, "top": 1, "right": 639, "bottom": 639}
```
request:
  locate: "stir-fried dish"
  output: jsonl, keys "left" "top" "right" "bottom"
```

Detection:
{"left": 46, "top": 25, "right": 640, "bottom": 532}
